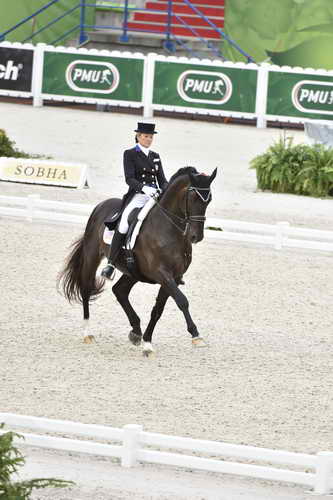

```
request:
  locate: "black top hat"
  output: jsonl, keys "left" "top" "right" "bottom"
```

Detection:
{"left": 134, "top": 122, "right": 157, "bottom": 134}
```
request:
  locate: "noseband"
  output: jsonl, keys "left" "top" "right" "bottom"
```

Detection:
{"left": 157, "top": 185, "right": 212, "bottom": 236}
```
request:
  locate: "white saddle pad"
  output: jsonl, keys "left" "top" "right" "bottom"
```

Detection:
{"left": 103, "top": 197, "right": 156, "bottom": 248}
{"left": 103, "top": 227, "right": 114, "bottom": 245}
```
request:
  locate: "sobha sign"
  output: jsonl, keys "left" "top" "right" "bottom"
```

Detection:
{"left": 0, "top": 158, "right": 90, "bottom": 188}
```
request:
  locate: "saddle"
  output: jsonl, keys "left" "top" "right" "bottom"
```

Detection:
{"left": 103, "top": 198, "right": 157, "bottom": 282}
{"left": 104, "top": 210, "right": 121, "bottom": 231}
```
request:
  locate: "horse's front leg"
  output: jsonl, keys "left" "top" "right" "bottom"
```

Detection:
{"left": 112, "top": 274, "right": 142, "bottom": 345}
{"left": 142, "top": 286, "right": 169, "bottom": 357}
{"left": 161, "top": 276, "right": 207, "bottom": 347}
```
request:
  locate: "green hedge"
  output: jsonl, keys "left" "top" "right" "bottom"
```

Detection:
{"left": 250, "top": 135, "right": 333, "bottom": 198}
{"left": 0, "top": 129, "right": 31, "bottom": 158}
{"left": 0, "top": 129, "right": 49, "bottom": 159}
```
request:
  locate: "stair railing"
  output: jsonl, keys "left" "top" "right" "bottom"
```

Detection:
{"left": 0, "top": 0, "right": 254, "bottom": 62}
{"left": 181, "top": 0, "right": 255, "bottom": 62}
{"left": 21, "top": 4, "right": 80, "bottom": 44}
{"left": 0, "top": 0, "right": 61, "bottom": 42}
{"left": 0, "top": 0, "right": 90, "bottom": 47}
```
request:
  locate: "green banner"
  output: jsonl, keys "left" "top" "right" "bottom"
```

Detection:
{"left": 153, "top": 62, "right": 257, "bottom": 113}
{"left": 267, "top": 71, "right": 333, "bottom": 120}
{"left": 42, "top": 52, "right": 144, "bottom": 102}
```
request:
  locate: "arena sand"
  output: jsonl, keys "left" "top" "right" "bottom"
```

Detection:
{"left": 0, "top": 102, "right": 332, "bottom": 499}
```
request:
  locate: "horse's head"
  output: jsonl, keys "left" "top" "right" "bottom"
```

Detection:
{"left": 186, "top": 167, "right": 217, "bottom": 243}
{"left": 161, "top": 166, "right": 217, "bottom": 243}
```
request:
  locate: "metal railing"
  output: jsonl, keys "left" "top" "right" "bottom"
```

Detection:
{"left": 0, "top": 0, "right": 254, "bottom": 61}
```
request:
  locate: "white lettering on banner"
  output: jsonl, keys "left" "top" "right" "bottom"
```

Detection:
{"left": 177, "top": 70, "right": 233, "bottom": 105}
{"left": 73, "top": 68, "right": 83, "bottom": 80}
{"left": 184, "top": 78, "right": 194, "bottom": 91}
{"left": 0, "top": 60, "right": 22, "bottom": 81}
{"left": 193, "top": 80, "right": 205, "bottom": 92}
{"left": 65, "top": 60, "right": 120, "bottom": 94}
{"left": 292, "top": 80, "right": 333, "bottom": 115}
{"left": 299, "top": 89, "right": 309, "bottom": 101}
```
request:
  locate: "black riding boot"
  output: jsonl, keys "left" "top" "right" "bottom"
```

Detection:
{"left": 101, "top": 230, "right": 126, "bottom": 280}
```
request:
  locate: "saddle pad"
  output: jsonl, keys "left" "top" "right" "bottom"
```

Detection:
{"left": 103, "top": 227, "right": 114, "bottom": 245}
{"left": 127, "top": 197, "right": 156, "bottom": 250}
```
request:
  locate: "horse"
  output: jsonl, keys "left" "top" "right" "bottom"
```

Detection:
{"left": 58, "top": 166, "right": 217, "bottom": 357}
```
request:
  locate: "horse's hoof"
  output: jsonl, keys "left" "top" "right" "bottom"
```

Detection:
{"left": 143, "top": 350, "right": 156, "bottom": 359}
{"left": 83, "top": 335, "right": 96, "bottom": 344}
{"left": 129, "top": 331, "right": 142, "bottom": 346}
{"left": 142, "top": 342, "right": 155, "bottom": 358}
{"left": 192, "top": 337, "right": 207, "bottom": 348}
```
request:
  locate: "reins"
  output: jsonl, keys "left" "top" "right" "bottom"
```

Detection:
{"left": 155, "top": 185, "right": 211, "bottom": 236}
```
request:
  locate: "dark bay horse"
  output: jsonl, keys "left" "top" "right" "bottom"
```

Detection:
{"left": 59, "top": 166, "right": 217, "bottom": 356}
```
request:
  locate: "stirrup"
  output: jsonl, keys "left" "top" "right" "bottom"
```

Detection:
{"left": 101, "top": 264, "right": 116, "bottom": 281}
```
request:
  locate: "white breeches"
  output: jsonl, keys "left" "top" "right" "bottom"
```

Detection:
{"left": 118, "top": 193, "right": 150, "bottom": 234}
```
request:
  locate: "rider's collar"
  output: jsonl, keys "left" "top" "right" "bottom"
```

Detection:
{"left": 136, "top": 143, "right": 150, "bottom": 156}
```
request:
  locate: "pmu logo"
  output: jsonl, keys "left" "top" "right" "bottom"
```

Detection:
{"left": 177, "top": 70, "right": 232, "bottom": 105}
{"left": 0, "top": 60, "right": 23, "bottom": 81}
{"left": 292, "top": 80, "right": 333, "bottom": 115}
{"left": 65, "top": 60, "right": 120, "bottom": 94}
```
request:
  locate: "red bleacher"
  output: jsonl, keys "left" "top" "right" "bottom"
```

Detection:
{"left": 127, "top": 0, "right": 224, "bottom": 40}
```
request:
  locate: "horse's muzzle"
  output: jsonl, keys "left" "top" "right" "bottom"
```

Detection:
{"left": 191, "top": 233, "right": 203, "bottom": 244}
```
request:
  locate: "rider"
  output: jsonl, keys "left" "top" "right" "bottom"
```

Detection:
{"left": 101, "top": 122, "right": 169, "bottom": 280}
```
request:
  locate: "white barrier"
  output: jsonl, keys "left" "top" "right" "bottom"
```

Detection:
{"left": 0, "top": 194, "right": 332, "bottom": 253}
{"left": 0, "top": 412, "right": 332, "bottom": 494}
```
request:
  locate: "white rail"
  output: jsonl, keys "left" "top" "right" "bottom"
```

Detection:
{"left": 0, "top": 412, "right": 332, "bottom": 494}
{"left": 0, "top": 194, "right": 332, "bottom": 253}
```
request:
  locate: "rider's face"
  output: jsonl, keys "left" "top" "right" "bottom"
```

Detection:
{"left": 137, "top": 133, "right": 153, "bottom": 148}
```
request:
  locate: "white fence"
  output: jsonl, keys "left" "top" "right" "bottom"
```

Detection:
{"left": 1, "top": 194, "right": 333, "bottom": 253}
{"left": 0, "top": 412, "right": 332, "bottom": 494}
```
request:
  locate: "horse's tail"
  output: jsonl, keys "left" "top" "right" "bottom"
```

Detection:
{"left": 58, "top": 205, "right": 106, "bottom": 319}
{"left": 60, "top": 235, "right": 104, "bottom": 301}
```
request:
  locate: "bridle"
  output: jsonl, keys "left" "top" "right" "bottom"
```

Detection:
{"left": 155, "top": 185, "right": 212, "bottom": 236}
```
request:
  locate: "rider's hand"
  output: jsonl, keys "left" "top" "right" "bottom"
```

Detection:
{"left": 142, "top": 186, "right": 157, "bottom": 197}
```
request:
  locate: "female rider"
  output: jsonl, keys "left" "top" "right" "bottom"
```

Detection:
{"left": 101, "top": 122, "right": 169, "bottom": 280}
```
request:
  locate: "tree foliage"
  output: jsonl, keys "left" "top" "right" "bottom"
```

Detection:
{"left": 0, "top": 424, "right": 74, "bottom": 499}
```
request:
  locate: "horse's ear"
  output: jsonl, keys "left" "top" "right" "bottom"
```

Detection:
{"left": 189, "top": 171, "right": 196, "bottom": 186}
{"left": 209, "top": 168, "right": 217, "bottom": 183}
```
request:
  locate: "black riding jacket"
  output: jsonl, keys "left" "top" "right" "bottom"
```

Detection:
{"left": 123, "top": 145, "right": 169, "bottom": 199}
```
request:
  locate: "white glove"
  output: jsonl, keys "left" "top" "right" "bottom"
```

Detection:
{"left": 142, "top": 186, "right": 157, "bottom": 197}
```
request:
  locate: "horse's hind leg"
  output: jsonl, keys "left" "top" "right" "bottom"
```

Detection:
{"left": 142, "top": 287, "right": 169, "bottom": 357}
{"left": 112, "top": 275, "right": 142, "bottom": 345}
{"left": 82, "top": 295, "right": 95, "bottom": 344}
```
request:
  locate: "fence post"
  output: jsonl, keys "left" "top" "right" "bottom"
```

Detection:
{"left": 143, "top": 53, "right": 155, "bottom": 118}
{"left": 275, "top": 221, "right": 290, "bottom": 250}
{"left": 27, "top": 194, "right": 40, "bottom": 222}
{"left": 32, "top": 43, "right": 45, "bottom": 107}
{"left": 256, "top": 63, "right": 269, "bottom": 129}
{"left": 120, "top": 0, "right": 130, "bottom": 42}
{"left": 121, "top": 424, "right": 143, "bottom": 467}
{"left": 314, "top": 452, "right": 333, "bottom": 495}
{"left": 79, "top": 0, "right": 88, "bottom": 45}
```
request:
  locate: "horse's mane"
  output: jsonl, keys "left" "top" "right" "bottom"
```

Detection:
{"left": 168, "top": 166, "right": 198, "bottom": 185}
